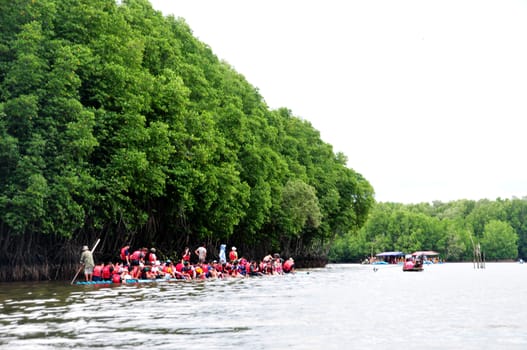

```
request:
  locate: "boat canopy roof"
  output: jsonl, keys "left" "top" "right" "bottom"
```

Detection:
{"left": 376, "top": 251, "right": 404, "bottom": 257}
{"left": 412, "top": 250, "right": 439, "bottom": 256}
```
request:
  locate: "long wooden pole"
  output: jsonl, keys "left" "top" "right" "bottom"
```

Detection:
{"left": 70, "top": 238, "right": 101, "bottom": 285}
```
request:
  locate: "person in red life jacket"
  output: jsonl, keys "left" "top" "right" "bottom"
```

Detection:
{"left": 283, "top": 257, "right": 295, "bottom": 273}
{"left": 229, "top": 246, "right": 238, "bottom": 263}
{"left": 162, "top": 260, "right": 176, "bottom": 278}
{"left": 212, "top": 260, "right": 222, "bottom": 272}
{"left": 230, "top": 260, "right": 241, "bottom": 277}
{"left": 175, "top": 259, "right": 184, "bottom": 274}
{"left": 274, "top": 258, "right": 283, "bottom": 275}
{"left": 101, "top": 262, "right": 113, "bottom": 280}
{"left": 120, "top": 244, "right": 130, "bottom": 267}
{"left": 223, "top": 262, "right": 232, "bottom": 276}
{"left": 129, "top": 248, "right": 144, "bottom": 279}
{"left": 210, "top": 261, "right": 223, "bottom": 278}
{"left": 129, "top": 249, "right": 144, "bottom": 267}
{"left": 130, "top": 265, "right": 140, "bottom": 279}
{"left": 145, "top": 248, "right": 157, "bottom": 265}
{"left": 113, "top": 262, "right": 122, "bottom": 276}
{"left": 249, "top": 260, "right": 263, "bottom": 276}
{"left": 182, "top": 247, "right": 191, "bottom": 263}
{"left": 182, "top": 261, "right": 195, "bottom": 279}
{"left": 205, "top": 262, "right": 214, "bottom": 278}
{"left": 263, "top": 259, "right": 274, "bottom": 275}
{"left": 133, "top": 261, "right": 145, "bottom": 279}
{"left": 234, "top": 260, "right": 244, "bottom": 277}
{"left": 92, "top": 262, "right": 104, "bottom": 282}
{"left": 243, "top": 259, "right": 251, "bottom": 277}
{"left": 112, "top": 267, "right": 122, "bottom": 284}
{"left": 200, "top": 263, "right": 209, "bottom": 277}
{"left": 237, "top": 257, "right": 248, "bottom": 276}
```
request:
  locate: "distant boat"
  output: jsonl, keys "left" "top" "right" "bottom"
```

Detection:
{"left": 403, "top": 251, "right": 440, "bottom": 271}
{"left": 412, "top": 250, "right": 441, "bottom": 265}
{"left": 402, "top": 257, "right": 424, "bottom": 272}
{"left": 374, "top": 251, "right": 404, "bottom": 265}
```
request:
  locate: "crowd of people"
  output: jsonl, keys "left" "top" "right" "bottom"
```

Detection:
{"left": 78, "top": 243, "right": 295, "bottom": 283}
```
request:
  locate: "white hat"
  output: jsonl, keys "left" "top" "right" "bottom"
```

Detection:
{"left": 232, "top": 246, "right": 236, "bottom": 250}
{"left": 82, "top": 245, "right": 89, "bottom": 251}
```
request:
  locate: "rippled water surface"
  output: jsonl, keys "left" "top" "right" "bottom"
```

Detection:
{"left": 1, "top": 263, "right": 526, "bottom": 349}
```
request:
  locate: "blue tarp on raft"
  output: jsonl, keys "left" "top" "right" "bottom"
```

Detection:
{"left": 75, "top": 278, "right": 181, "bottom": 285}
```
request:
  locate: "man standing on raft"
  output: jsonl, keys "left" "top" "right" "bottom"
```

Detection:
{"left": 195, "top": 243, "right": 207, "bottom": 264}
{"left": 80, "top": 245, "right": 95, "bottom": 282}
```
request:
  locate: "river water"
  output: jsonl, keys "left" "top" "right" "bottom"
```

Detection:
{"left": 0, "top": 263, "right": 526, "bottom": 349}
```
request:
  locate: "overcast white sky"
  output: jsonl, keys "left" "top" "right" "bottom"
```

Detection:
{"left": 150, "top": 0, "right": 527, "bottom": 204}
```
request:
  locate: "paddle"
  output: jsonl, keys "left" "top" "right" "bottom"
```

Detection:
{"left": 71, "top": 238, "right": 101, "bottom": 284}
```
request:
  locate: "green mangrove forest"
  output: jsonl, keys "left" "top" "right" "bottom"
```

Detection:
{"left": 329, "top": 198, "right": 527, "bottom": 263}
{"left": 0, "top": 0, "right": 374, "bottom": 281}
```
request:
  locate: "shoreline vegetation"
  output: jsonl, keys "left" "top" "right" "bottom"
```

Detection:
{"left": 329, "top": 198, "right": 527, "bottom": 264}
{"left": 0, "top": 0, "right": 372, "bottom": 282}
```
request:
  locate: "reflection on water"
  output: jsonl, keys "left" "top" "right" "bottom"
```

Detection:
{"left": 1, "top": 263, "right": 526, "bottom": 349}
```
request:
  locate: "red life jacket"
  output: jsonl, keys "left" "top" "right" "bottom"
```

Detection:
{"left": 175, "top": 262, "right": 183, "bottom": 273}
{"left": 130, "top": 250, "right": 142, "bottom": 261}
{"left": 93, "top": 265, "right": 103, "bottom": 277}
{"left": 120, "top": 247, "right": 129, "bottom": 261}
{"left": 112, "top": 273, "right": 121, "bottom": 284}
{"left": 283, "top": 260, "right": 294, "bottom": 272}
{"left": 148, "top": 253, "right": 157, "bottom": 264}
{"left": 102, "top": 265, "right": 112, "bottom": 279}
{"left": 229, "top": 251, "right": 237, "bottom": 261}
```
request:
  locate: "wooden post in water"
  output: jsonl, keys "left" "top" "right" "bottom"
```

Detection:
{"left": 474, "top": 243, "right": 485, "bottom": 269}
{"left": 470, "top": 236, "right": 485, "bottom": 269}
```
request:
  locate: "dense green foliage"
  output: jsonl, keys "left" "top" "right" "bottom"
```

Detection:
{"left": 329, "top": 198, "right": 527, "bottom": 262}
{"left": 0, "top": 0, "right": 374, "bottom": 279}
